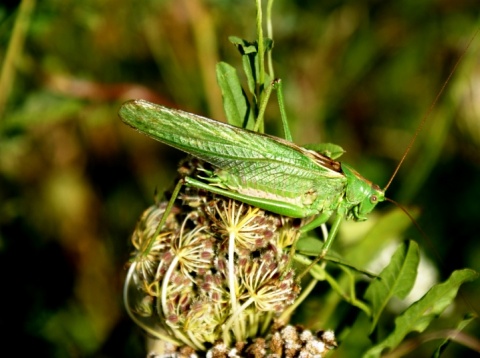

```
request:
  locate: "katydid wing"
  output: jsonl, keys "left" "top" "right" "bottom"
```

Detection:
{"left": 119, "top": 99, "right": 385, "bottom": 258}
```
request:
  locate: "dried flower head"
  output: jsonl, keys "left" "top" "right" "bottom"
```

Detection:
{"left": 124, "top": 159, "right": 336, "bottom": 355}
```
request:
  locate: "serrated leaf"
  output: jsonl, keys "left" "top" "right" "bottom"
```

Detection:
{"left": 364, "top": 240, "right": 420, "bottom": 332}
{"left": 363, "top": 268, "right": 479, "bottom": 358}
{"left": 215, "top": 62, "right": 254, "bottom": 130}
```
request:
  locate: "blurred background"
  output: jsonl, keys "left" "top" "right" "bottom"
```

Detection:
{"left": 1, "top": 0, "right": 479, "bottom": 356}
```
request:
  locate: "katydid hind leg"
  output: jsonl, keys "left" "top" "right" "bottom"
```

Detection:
{"left": 184, "top": 176, "right": 317, "bottom": 218}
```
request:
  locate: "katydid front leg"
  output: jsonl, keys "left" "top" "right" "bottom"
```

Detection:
{"left": 297, "top": 210, "right": 346, "bottom": 280}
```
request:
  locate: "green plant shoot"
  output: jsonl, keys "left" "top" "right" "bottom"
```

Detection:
{"left": 119, "top": 98, "right": 385, "bottom": 261}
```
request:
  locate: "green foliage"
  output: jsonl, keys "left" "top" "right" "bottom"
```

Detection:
{"left": 365, "top": 240, "right": 420, "bottom": 332}
{"left": 216, "top": 61, "right": 254, "bottom": 129}
{"left": 365, "top": 269, "right": 478, "bottom": 357}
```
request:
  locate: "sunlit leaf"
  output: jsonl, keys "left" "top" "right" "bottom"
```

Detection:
{"left": 364, "top": 240, "right": 419, "bottom": 331}
{"left": 363, "top": 269, "right": 479, "bottom": 358}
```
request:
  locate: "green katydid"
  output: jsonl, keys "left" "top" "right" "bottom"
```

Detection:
{"left": 119, "top": 97, "right": 386, "bottom": 263}
{"left": 119, "top": 23, "right": 477, "bottom": 265}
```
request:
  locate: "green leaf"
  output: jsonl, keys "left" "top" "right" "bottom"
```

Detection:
{"left": 262, "top": 37, "right": 274, "bottom": 53}
{"left": 229, "top": 36, "right": 258, "bottom": 96}
{"left": 215, "top": 62, "right": 254, "bottom": 130}
{"left": 364, "top": 240, "right": 420, "bottom": 332}
{"left": 241, "top": 54, "right": 257, "bottom": 98}
{"left": 229, "top": 36, "right": 258, "bottom": 55}
{"left": 228, "top": 36, "right": 274, "bottom": 96}
{"left": 295, "top": 235, "right": 323, "bottom": 255}
{"left": 303, "top": 142, "right": 346, "bottom": 159}
{"left": 363, "top": 268, "right": 479, "bottom": 358}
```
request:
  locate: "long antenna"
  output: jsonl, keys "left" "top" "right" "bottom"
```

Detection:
{"left": 383, "top": 29, "right": 479, "bottom": 191}
{"left": 385, "top": 198, "right": 428, "bottom": 242}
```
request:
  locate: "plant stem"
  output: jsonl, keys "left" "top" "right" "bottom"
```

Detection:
{"left": 0, "top": 0, "right": 36, "bottom": 119}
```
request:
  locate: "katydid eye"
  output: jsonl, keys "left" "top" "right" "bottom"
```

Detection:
{"left": 370, "top": 195, "right": 378, "bottom": 203}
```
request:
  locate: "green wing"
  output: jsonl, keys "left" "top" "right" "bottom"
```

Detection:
{"left": 119, "top": 100, "right": 345, "bottom": 203}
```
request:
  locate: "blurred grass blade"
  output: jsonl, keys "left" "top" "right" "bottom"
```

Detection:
{"left": 363, "top": 268, "right": 479, "bottom": 358}
{"left": 0, "top": 0, "right": 36, "bottom": 119}
{"left": 216, "top": 61, "right": 254, "bottom": 129}
{"left": 364, "top": 240, "right": 420, "bottom": 332}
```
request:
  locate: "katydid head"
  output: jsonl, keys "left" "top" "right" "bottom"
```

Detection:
{"left": 341, "top": 164, "right": 385, "bottom": 221}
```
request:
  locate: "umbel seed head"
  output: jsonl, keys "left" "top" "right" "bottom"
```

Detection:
{"left": 123, "top": 159, "right": 332, "bottom": 354}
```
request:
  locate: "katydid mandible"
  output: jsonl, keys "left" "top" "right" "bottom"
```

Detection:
{"left": 119, "top": 99, "right": 385, "bottom": 260}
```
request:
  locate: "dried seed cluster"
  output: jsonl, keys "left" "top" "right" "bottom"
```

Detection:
{"left": 125, "top": 159, "right": 316, "bottom": 353}
{"left": 207, "top": 326, "right": 336, "bottom": 358}
{"left": 147, "top": 325, "right": 336, "bottom": 358}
